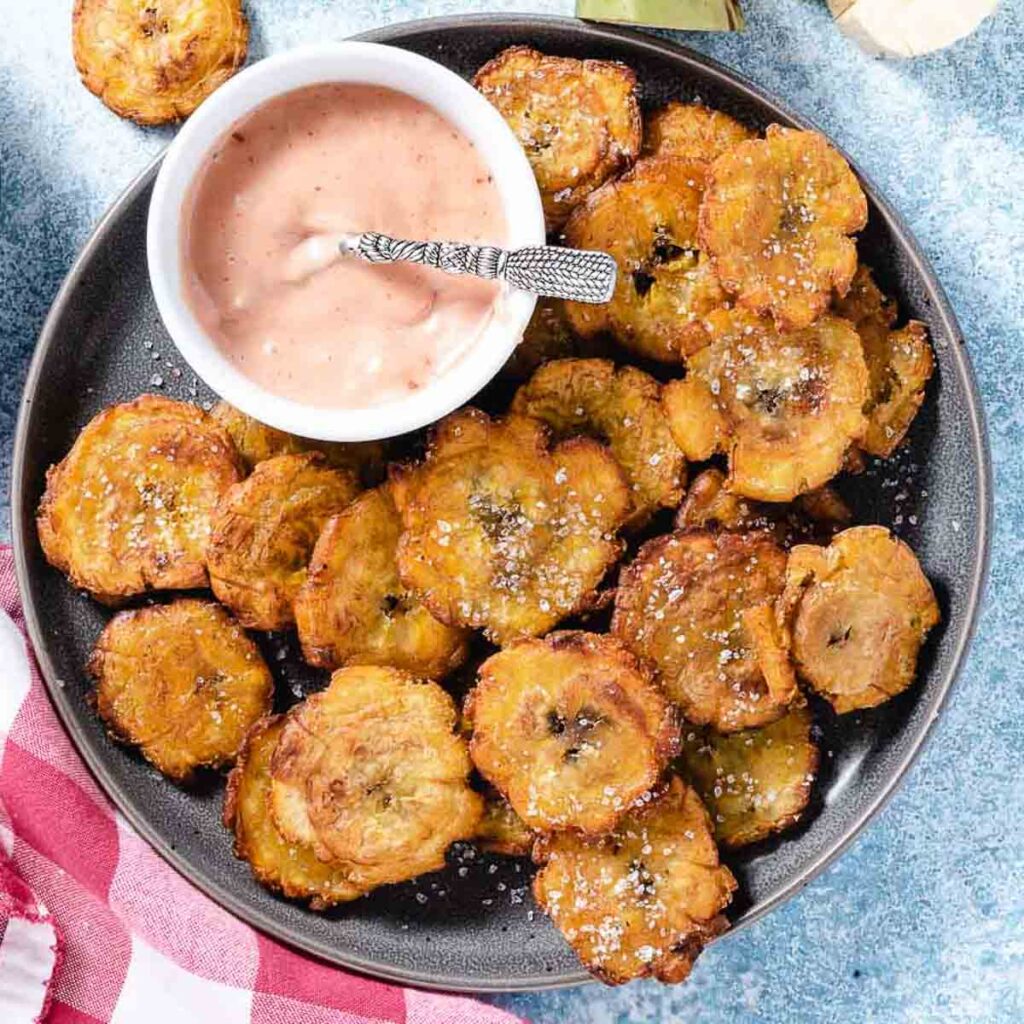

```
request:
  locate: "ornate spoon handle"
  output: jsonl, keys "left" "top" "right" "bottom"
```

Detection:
{"left": 341, "top": 231, "right": 617, "bottom": 305}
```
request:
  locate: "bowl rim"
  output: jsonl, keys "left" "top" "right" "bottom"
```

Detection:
{"left": 11, "top": 12, "right": 993, "bottom": 993}
{"left": 147, "top": 39, "right": 544, "bottom": 442}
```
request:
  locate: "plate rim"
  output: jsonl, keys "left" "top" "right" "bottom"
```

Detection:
{"left": 10, "top": 12, "right": 993, "bottom": 994}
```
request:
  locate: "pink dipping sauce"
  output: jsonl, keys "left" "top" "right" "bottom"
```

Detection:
{"left": 182, "top": 83, "right": 508, "bottom": 409}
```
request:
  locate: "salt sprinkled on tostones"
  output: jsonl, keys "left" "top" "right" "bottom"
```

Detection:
{"left": 475, "top": 788, "right": 535, "bottom": 858}
{"left": 833, "top": 266, "right": 934, "bottom": 458}
{"left": 223, "top": 716, "right": 363, "bottom": 908}
{"left": 779, "top": 525, "right": 940, "bottom": 713}
{"left": 563, "top": 155, "right": 728, "bottom": 362}
{"left": 37, "top": 395, "right": 244, "bottom": 604}
{"left": 643, "top": 102, "right": 754, "bottom": 163}
{"left": 467, "top": 632, "right": 679, "bottom": 834}
{"left": 677, "top": 701, "right": 819, "bottom": 848}
{"left": 206, "top": 452, "right": 360, "bottom": 631}
{"left": 676, "top": 467, "right": 851, "bottom": 547}
{"left": 662, "top": 309, "right": 868, "bottom": 501}
{"left": 72, "top": 0, "right": 248, "bottom": 125}
{"left": 700, "top": 125, "right": 868, "bottom": 331}
{"left": 533, "top": 776, "right": 736, "bottom": 985}
{"left": 512, "top": 358, "right": 686, "bottom": 527}
{"left": 394, "top": 409, "right": 631, "bottom": 646}
{"left": 211, "top": 400, "right": 387, "bottom": 485}
{"left": 269, "top": 665, "right": 482, "bottom": 889}
{"left": 294, "top": 484, "right": 469, "bottom": 678}
{"left": 613, "top": 529, "right": 798, "bottom": 733}
{"left": 474, "top": 46, "right": 641, "bottom": 229}
{"left": 88, "top": 599, "right": 272, "bottom": 781}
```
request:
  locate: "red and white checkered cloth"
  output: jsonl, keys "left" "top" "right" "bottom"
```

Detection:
{"left": 0, "top": 546, "right": 525, "bottom": 1024}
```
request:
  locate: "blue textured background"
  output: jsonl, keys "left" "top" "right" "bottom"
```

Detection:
{"left": 3, "top": 2, "right": 1022, "bottom": 1021}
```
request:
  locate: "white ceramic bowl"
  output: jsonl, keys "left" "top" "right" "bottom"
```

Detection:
{"left": 147, "top": 42, "right": 544, "bottom": 442}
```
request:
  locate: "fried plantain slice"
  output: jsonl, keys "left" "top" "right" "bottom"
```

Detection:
{"left": 662, "top": 310, "right": 868, "bottom": 501}
{"left": 269, "top": 666, "right": 482, "bottom": 889}
{"left": 467, "top": 632, "right": 678, "bottom": 834}
{"left": 37, "top": 395, "right": 244, "bottom": 604}
{"left": 223, "top": 716, "right": 364, "bottom": 908}
{"left": 613, "top": 530, "right": 798, "bottom": 732}
{"left": 643, "top": 102, "right": 754, "bottom": 162}
{"left": 206, "top": 453, "right": 359, "bottom": 631}
{"left": 474, "top": 46, "right": 641, "bottom": 229}
{"left": 676, "top": 467, "right": 851, "bottom": 547}
{"left": 563, "top": 155, "right": 728, "bottom": 362}
{"left": 294, "top": 485, "right": 469, "bottom": 678}
{"left": 677, "top": 701, "right": 819, "bottom": 848}
{"left": 833, "top": 267, "right": 934, "bottom": 458}
{"left": 533, "top": 776, "right": 736, "bottom": 985}
{"left": 512, "top": 358, "right": 686, "bottom": 527}
{"left": 475, "top": 788, "right": 535, "bottom": 857}
{"left": 72, "top": 0, "right": 248, "bottom": 125}
{"left": 210, "top": 401, "right": 387, "bottom": 484}
{"left": 88, "top": 599, "right": 272, "bottom": 781}
{"left": 394, "top": 409, "right": 631, "bottom": 645}
{"left": 779, "top": 526, "right": 940, "bottom": 713}
{"left": 700, "top": 125, "right": 868, "bottom": 331}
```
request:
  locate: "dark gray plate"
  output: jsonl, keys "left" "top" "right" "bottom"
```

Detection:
{"left": 10, "top": 14, "right": 991, "bottom": 993}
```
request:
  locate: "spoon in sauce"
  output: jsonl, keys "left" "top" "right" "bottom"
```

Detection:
{"left": 283, "top": 230, "right": 617, "bottom": 305}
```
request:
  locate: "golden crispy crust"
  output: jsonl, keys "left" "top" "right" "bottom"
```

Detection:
{"left": 294, "top": 485, "right": 469, "bottom": 677}
{"left": 475, "top": 46, "right": 641, "bottom": 229}
{"left": 37, "top": 395, "right": 243, "bottom": 604}
{"left": 832, "top": 267, "right": 934, "bottom": 458}
{"left": 207, "top": 453, "right": 359, "bottom": 631}
{"left": 89, "top": 599, "right": 272, "bottom": 781}
{"left": 475, "top": 788, "right": 535, "bottom": 857}
{"left": 269, "top": 666, "right": 482, "bottom": 889}
{"left": 394, "top": 409, "right": 631, "bottom": 646}
{"left": 662, "top": 310, "right": 868, "bottom": 501}
{"left": 779, "top": 526, "right": 940, "bottom": 713}
{"left": 72, "top": 0, "right": 248, "bottom": 125}
{"left": 613, "top": 530, "right": 798, "bottom": 733}
{"left": 676, "top": 467, "right": 851, "bottom": 547}
{"left": 223, "top": 716, "right": 363, "bottom": 907}
{"left": 563, "top": 155, "right": 727, "bottom": 362}
{"left": 467, "top": 632, "right": 678, "bottom": 834}
{"left": 532, "top": 776, "right": 736, "bottom": 985}
{"left": 643, "top": 102, "right": 754, "bottom": 162}
{"left": 210, "top": 401, "right": 386, "bottom": 485}
{"left": 700, "top": 125, "right": 868, "bottom": 331}
{"left": 512, "top": 358, "right": 686, "bottom": 527}
{"left": 678, "top": 701, "right": 819, "bottom": 847}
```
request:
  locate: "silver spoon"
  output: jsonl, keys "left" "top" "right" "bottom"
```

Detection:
{"left": 295, "top": 231, "right": 616, "bottom": 304}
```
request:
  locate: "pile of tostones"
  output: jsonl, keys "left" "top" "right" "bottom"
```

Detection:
{"left": 40, "top": 44, "right": 941, "bottom": 988}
